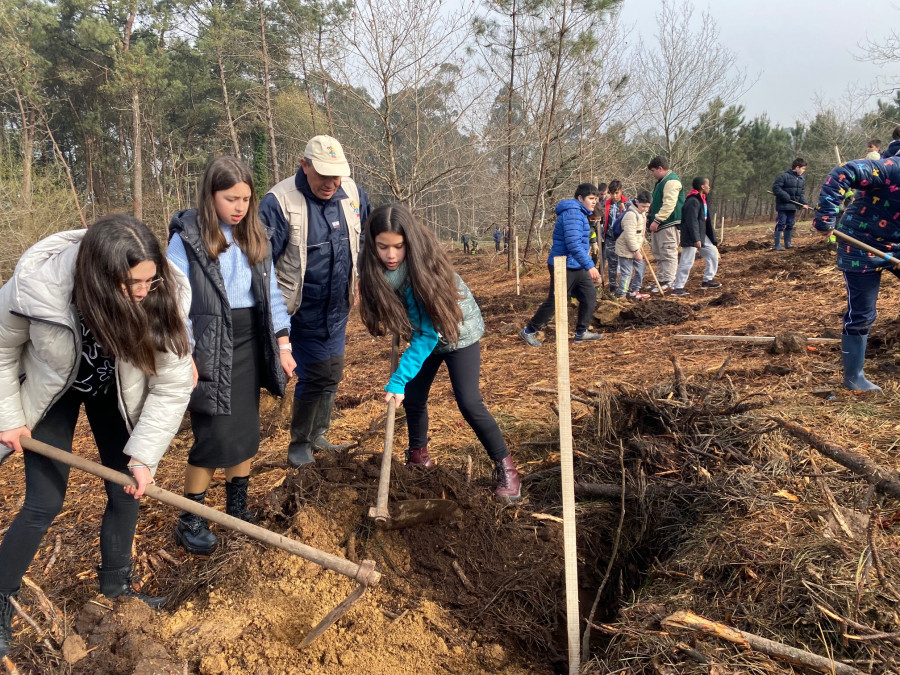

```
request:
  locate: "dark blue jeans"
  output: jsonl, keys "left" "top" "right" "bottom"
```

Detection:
{"left": 290, "top": 320, "right": 347, "bottom": 400}
{"left": 842, "top": 270, "right": 882, "bottom": 335}
{"left": 775, "top": 211, "right": 796, "bottom": 232}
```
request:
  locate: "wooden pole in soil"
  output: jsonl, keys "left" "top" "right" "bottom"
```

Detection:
{"left": 553, "top": 256, "right": 580, "bottom": 675}
{"left": 515, "top": 236, "right": 521, "bottom": 295}
{"left": 720, "top": 215, "right": 725, "bottom": 244}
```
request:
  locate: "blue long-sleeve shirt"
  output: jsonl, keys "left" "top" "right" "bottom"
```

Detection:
{"left": 167, "top": 224, "right": 291, "bottom": 342}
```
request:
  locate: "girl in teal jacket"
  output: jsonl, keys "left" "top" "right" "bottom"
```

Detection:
{"left": 358, "top": 204, "right": 520, "bottom": 502}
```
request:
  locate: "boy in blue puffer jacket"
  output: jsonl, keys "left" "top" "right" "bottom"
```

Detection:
{"left": 520, "top": 183, "right": 603, "bottom": 346}
{"left": 813, "top": 156, "right": 900, "bottom": 392}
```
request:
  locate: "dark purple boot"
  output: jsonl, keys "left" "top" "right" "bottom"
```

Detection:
{"left": 493, "top": 455, "right": 522, "bottom": 502}
{"left": 405, "top": 445, "right": 435, "bottom": 468}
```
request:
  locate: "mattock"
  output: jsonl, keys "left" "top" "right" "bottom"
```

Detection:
{"left": 368, "top": 335, "right": 457, "bottom": 529}
{"left": 18, "top": 437, "right": 379, "bottom": 648}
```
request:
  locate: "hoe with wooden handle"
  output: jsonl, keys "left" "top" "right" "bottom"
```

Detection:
{"left": 16, "top": 436, "right": 378, "bottom": 648}
{"left": 368, "top": 336, "right": 457, "bottom": 529}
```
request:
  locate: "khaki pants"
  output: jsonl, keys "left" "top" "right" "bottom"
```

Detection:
{"left": 649, "top": 226, "right": 679, "bottom": 285}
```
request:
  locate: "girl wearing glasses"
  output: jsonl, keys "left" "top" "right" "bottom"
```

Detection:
{"left": 166, "top": 156, "right": 295, "bottom": 555}
{"left": 0, "top": 215, "right": 194, "bottom": 659}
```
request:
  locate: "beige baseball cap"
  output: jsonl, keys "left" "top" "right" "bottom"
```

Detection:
{"left": 304, "top": 135, "right": 351, "bottom": 177}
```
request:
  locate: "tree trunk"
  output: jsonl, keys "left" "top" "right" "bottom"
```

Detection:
{"left": 523, "top": 0, "right": 569, "bottom": 260}
{"left": 216, "top": 45, "right": 241, "bottom": 156}
{"left": 132, "top": 85, "right": 143, "bottom": 221}
{"left": 257, "top": 0, "right": 279, "bottom": 184}
{"left": 506, "top": 0, "right": 518, "bottom": 272}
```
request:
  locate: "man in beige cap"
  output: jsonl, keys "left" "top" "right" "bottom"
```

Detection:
{"left": 259, "top": 135, "right": 371, "bottom": 467}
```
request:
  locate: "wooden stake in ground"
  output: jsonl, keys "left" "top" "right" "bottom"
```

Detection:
{"left": 553, "top": 256, "right": 580, "bottom": 675}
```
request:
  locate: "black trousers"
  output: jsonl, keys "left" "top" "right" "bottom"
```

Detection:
{"left": 403, "top": 341, "right": 509, "bottom": 462}
{"left": 526, "top": 264, "right": 596, "bottom": 334}
{"left": 0, "top": 387, "right": 138, "bottom": 595}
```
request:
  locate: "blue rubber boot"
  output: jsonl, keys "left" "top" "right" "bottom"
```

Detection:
{"left": 784, "top": 229, "right": 794, "bottom": 249}
{"left": 841, "top": 334, "right": 882, "bottom": 392}
{"left": 774, "top": 230, "right": 784, "bottom": 251}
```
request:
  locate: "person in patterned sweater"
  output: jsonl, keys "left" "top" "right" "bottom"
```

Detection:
{"left": 813, "top": 156, "right": 900, "bottom": 392}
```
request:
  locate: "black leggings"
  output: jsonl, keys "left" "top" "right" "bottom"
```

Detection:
{"left": 403, "top": 341, "right": 509, "bottom": 462}
{"left": 0, "top": 387, "right": 138, "bottom": 595}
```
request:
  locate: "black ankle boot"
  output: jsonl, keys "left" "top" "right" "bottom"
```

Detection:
{"left": 97, "top": 565, "right": 166, "bottom": 609}
{"left": 225, "top": 476, "right": 254, "bottom": 523}
{"left": 0, "top": 591, "right": 15, "bottom": 658}
{"left": 174, "top": 491, "right": 218, "bottom": 555}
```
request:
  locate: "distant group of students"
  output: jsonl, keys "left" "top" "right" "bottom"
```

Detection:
{"left": 519, "top": 156, "right": 722, "bottom": 347}
{"left": 0, "top": 136, "right": 521, "bottom": 660}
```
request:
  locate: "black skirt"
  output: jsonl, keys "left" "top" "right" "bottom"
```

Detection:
{"left": 188, "top": 308, "right": 262, "bottom": 468}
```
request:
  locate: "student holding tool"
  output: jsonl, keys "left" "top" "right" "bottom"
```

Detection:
{"left": 358, "top": 203, "right": 521, "bottom": 502}
{"left": 167, "top": 156, "right": 295, "bottom": 555}
{"left": 772, "top": 158, "right": 810, "bottom": 251}
{"left": 0, "top": 215, "right": 194, "bottom": 658}
{"left": 813, "top": 156, "right": 900, "bottom": 392}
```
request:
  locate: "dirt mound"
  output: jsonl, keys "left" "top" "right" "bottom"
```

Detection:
{"left": 720, "top": 239, "right": 769, "bottom": 252}
{"left": 616, "top": 299, "right": 693, "bottom": 328}
{"left": 705, "top": 290, "right": 740, "bottom": 307}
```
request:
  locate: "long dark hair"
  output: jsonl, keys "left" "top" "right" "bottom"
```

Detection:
{"left": 73, "top": 214, "right": 190, "bottom": 374}
{"left": 197, "top": 156, "right": 267, "bottom": 265}
{"left": 359, "top": 204, "right": 463, "bottom": 345}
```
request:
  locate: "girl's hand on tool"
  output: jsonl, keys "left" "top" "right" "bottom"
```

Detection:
{"left": 384, "top": 392, "right": 405, "bottom": 406}
{"left": 190, "top": 356, "right": 199, "bottom": 389}
{"left": 634, "top": 250, "right": 644, "bottom": 262}
{"left": 125, "top": 463, "right": 153, "bottom": 499}
{"left": 0, "top": 426, "right": 31, "bottom": 454}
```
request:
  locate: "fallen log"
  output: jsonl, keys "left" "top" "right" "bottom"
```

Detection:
{"left": 662, "top": 610, "right": 866, "bottom": 675}
{"left": 674, "top": 334, "right": 839, "bottom": 343}
{"left": 774, "top": 419, "right": 900, "bottom": 499}
{"left": 575, "top": 483, "right": 638, "bottom": 500}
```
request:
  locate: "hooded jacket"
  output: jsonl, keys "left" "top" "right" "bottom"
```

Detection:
{"left": 615, "top": 201, "right": 647, "bottom": 259}
{"left": 0, "top": 230, "right": 193, "bottom": 473}
{"left": 547, "top": 199, "right": 596, "bottom": 270}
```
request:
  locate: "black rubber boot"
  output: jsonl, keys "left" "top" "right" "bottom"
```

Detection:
{"left": 98, "top": 565, "right": 166, "bottom": 609}
{"left": 0, "top": 591, "right": 15, "bottom": 659}
{"left": 225, "top": 476, "right": 254, "bottom": 523}
{"left": 174, "top": 491, "right": 218, "bottom": 555}
{"left": 310, "top": 392, "right": 351, "bottom": 452}
{"left": 288, "top": 399, "right": 318, "bottom": 467}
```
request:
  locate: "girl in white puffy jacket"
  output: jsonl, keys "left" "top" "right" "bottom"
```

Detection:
{"left": 0, "top": 215, "right": 193, "bottom": 660}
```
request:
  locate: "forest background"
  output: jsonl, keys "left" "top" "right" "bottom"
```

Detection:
{"left": 0, "top": 0, "right": 898, "bottom": 279}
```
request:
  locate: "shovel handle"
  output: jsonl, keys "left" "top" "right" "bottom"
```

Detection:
{"left": 19, "top": 437, "right": 380, "bottom": 586}
{"left": 831, "top": 229, "right": 900, "bottom": 266}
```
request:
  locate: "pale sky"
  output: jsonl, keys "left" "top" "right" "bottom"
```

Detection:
{"left": 616, "top": 0, "right": 899, "bottom": 128}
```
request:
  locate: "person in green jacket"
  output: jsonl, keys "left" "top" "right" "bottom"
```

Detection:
{"left": 647, "top": 156, "right": 685, "bottom": 292}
